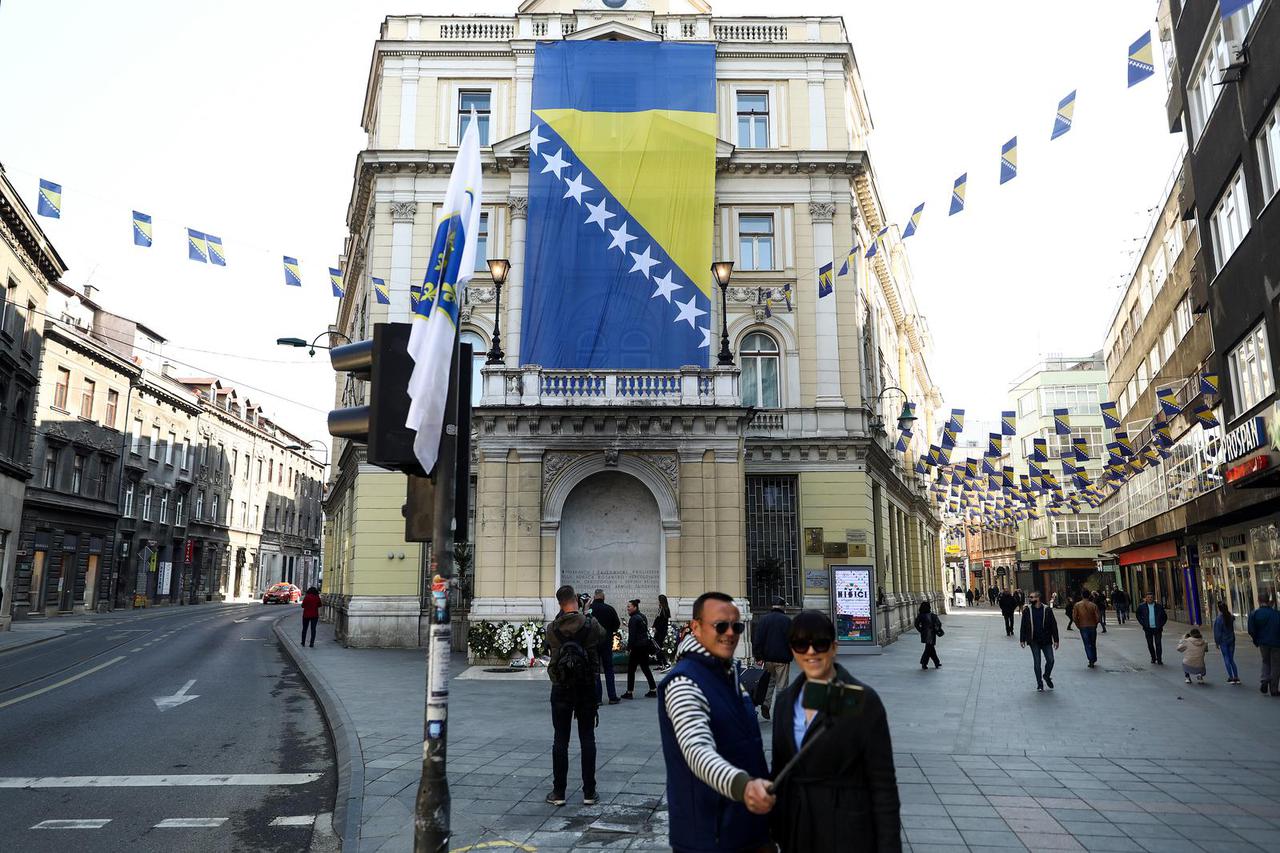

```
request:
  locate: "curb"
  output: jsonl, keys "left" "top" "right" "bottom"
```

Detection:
{"left": 273, "top": 613, "right": 364, "bottom": 853}
{"left": 0, "top": 629, "right": 66, "bottom": 656}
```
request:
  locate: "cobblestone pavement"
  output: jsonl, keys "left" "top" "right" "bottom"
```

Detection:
{"left": 281, "top": 608, "right": 1280, "bottom": 852}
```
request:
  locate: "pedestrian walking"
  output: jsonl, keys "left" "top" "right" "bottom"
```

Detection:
{"left": 751, "top": 595, "right": 792, "bottom": 721}
{"left": 770, "top": 610, "right": 901, "bottom": 853}
{"left": 653, "top": 594, "right": 672, "bottom": 670}
{"left": 990, "top": 587, "right": 999, "bottom": 606}
{"left": 998, "top": 589, "right": 1018, "bottom": 637}
{"left": 621, "top": 598, "right": 657, "bottom": 699}
{"left": 1093, "top": 589, "right": 1108, "bottom": 633}
{"left": 1015, "top": 589, "right": 1025, "bottom": 609}
{"left": 1020, "top": 591, "right": 1060, "bottom": 691}
{"left": 544, "top": 584, "right": 606, "bottom": 806}
{"left": 1247, "top": 592, "right": 1280, "bottom": 696}
{"left": 300, "top": 586, "right": 321, "bottom": 647}
{"left": 588, "top": 589, "right": 622, "bottom": 706}
{"left": 1136, "top": 592, "right": 1168, "bottom": 665}
{"left": 1178, "top": 629, "right": 1209, "bottom": 685}
{"left": 1072, "top": 593, "right": 1101, "bottom": 668}
{"left": 1064, "top": 591, "right": 1076, "bottom": 632}
{"left": 658, "top": 591, "right": 775, "bottom": 853}
{"left": 965, "top": 588, "right": 974, "bottom": 607}
{"left": 1113, "top": 588, "right": 1130, "bottom": 624}
{"left": 914, "top": 601, "right": 943, "bottom": 670}
{"left": 1214, "top": 601, "right": 1241, "bottom": 685}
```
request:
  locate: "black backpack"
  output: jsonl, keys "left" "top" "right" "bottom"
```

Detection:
{"left": 550, "top": 619, "right": 595, "bottom": 695}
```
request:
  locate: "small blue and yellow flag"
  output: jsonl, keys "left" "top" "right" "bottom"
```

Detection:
{"left": 1073, "top": 435, "right": 1090, "bottom": 462}
{"left": 132, "top": 211, "right": 152, "bottom": 248}
{"left": 329, "top": 268, "right": 345, "bottom": 298}
{"left": 1200, "top": 372, "right": 1220, "bottom": 396}
{"left": 1000, "top": 137, "right": 1018, "bottom": 184}
{"left": 1001, "top": 411, "right": 1016, "bottom": 436}
{"left": 1051, "top": 90, "right": 1077, "bottom": 141}
{"left": 902, "top": 203, "right": 925, "bottom": 239}
{"left": 864, "top": 227, "right": 889, "bottom": 259}
{"left": 1157, "top": 386, "right": 1181, "bottom": 418}
{"left": 949, "top": 173, "right": 967, "bottom": 216}
{"left": 372, "top": 276, "right": 391, "bottom": 305}
{"left": 37, "top": 179, "right": 62, "bottom": 219}
{"left": 837, "top": 246, "right": 859, "bottom": 277}
{"left": 988, "top": 433, "right": 1002, "bottom": 457}
{"left": 1193, "top": 403, "right": 1219, "bottom": 429}
{"left": 1053, "top": 407, "right": 1071, "bottom": 435}
{"left": 187, "top": 229, "right": 208, "bottom": 263}
{"left": 817, "top": 261, "right": 834, "bottom": 298}
{"left": 947, "top": 408, "right": 965, "bottom": 433}
{"left": 283, "top": 256, "right": 302, "bottom": 287}
{"left": 1128, "top": 31, "right": 1155, "bottom": 87}
{"left": 1100, "top": 401, "right": 1120, "bottom": 429}
{"left": 895, "top": 428, "right": 912, "bottom": 453}
{"left": 207, "top": 234, "right": 226, "bottom": 267}
{"left": 1031, "top": 438, "right": 1048, "bottom": 463}
{"left": 1115, "top": 430, "right": 1134, "bottom": 456}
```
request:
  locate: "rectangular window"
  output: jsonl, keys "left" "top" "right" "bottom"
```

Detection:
{"left": 149, "top": 425, "right": 160, "bottom": 460}
{"left": 53, "top": 367, "right": 70, "bottom": 410}
{"left": 211, "top": 493, "right": 220, "bottom": 523}
{"left": 79, "top": 378, "right": 95, "bottom": 419}
{"left": 165, "top": 431, "right": 176, "bottom": 466}
{"left": 184, "top": 440, "right": 194, "bottom": 470}
{"left": 1175, "top": 295, "right": 1194, "bottom": 340}
{"left": 43, "top": 446, "right": 57, "bottom": 489}
{"left": 196, "top": 490, "right": 205, "bottom": 521}
{"left": 458, "top": 90, "right": 491, "bottom": 146}
{"left": 1259, "top": 98, "right": 1280, "bottom": 203}
{"left": 97, "top": 458, "right": 112, "bottom": 499}
{"left": 736, "top": 91, "right": 770, "bottom": 149}
{"left": 123, "top": 481, "right": 135, "bottom": 517}
{"left": 72, "top": 453, "right": 85, "bottom": 493}
{"left": 253, "top": 504, "right": 260, "bottom": 527}
{"left": 131, "top": 419, "right": 143, "bottom": 455}
{"left": 257, "top": 459, "right": 263, "bottom": 483}
{"left": 1017, "top": 390, "right": 1037, "bottom": 417}
{"left": 232, "top": 449, "right": 238, "bottom": 478}
{"left": 160, "top": 490, "right": 169, "bottom": 524}
{"left": 1210, "top": 170, "right": 1251, "bottom": 273}
{"left": 737, "top": 214, "right": 775, "bottom": 271}
{"left": 175, "top": 494, "right": 184, "bottom": 526}
{"left": 105, "top": 389, "right": 119, "bottom": 430}
{"left": 142, "top": 486, "right": 153, "bottom": 521}
{"left": 745, "top": 475, "right": 800, "bottom": 611}
{"left": 473, "top": 212, "right": 489, "bottom": 272}
{"left": 1228, "top": 322, "right": 1275, "bottom": 416}
{"left": 240, "top": 501, "right": 248, "bottom": 527}
{"left": 1162, "top": 322, "right": 1176, "bottom": 365}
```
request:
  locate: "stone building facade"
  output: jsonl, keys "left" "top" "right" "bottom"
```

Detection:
{"left": 326, "top": 0, "right": 945, "bottom": 648}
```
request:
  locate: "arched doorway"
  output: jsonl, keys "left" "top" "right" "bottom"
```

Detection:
{"left": 559, "top": 471, "right": 662, "bottom": 615}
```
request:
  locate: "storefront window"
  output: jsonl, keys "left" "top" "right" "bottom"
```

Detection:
{"left": 1227, "top": 546, "right": 1254, "bottom": 618}
{"left": 1251, "top": 523, "right": 1280, "bottom": 606}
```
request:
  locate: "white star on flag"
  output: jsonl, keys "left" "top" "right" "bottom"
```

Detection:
{"left": 650, "top": 269, "right": 681, "bottom": 302}
{"left": 541, "top": 148, "right": 570, "bottom": 179}
{"left": 607, "top": 221, "right": 637, "bottom": 253}
{"left": 674, "top": 295, "right": 706, "bottom": 328}
{"left": 563, "top": 173, "right": 593, "bottom": 204}
{"left": 528, "top": 125, "right": 548, "bottom": 155}
{"left": 699, "top": 327, "right": 713, "bottom": 349}
{"left": 585, "top": 198, "right": 615, "bottom": 231}
{"left": 629, "top": 246, "right": 660, "bottom": 279}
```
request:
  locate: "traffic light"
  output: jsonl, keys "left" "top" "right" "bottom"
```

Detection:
{"left": 327, "top": 322, "right": 423, "bottom": 475}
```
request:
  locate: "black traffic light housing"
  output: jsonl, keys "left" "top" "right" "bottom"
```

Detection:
{"left": 328, "top": 322, "right": 424, "bottom": 476}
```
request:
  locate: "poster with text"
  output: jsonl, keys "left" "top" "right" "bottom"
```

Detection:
{"left": 832, "top": 564, "right": 875, "bottom": 644}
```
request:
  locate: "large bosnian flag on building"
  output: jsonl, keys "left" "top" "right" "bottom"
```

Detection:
{"left": 519, "top": 41, "right": 715, "bottom": 369}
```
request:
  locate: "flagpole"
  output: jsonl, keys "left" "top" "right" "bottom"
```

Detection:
{"left": 414, "top": 326, "right": 460, "bottom": 853}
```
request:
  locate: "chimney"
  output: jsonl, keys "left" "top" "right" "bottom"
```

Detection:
{"left": 83, "top": 284, "right": 98, "bottom": 302}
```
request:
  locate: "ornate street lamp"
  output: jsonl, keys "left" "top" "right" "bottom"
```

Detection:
{"left": 711, "top": 260, "right": 735, "bottom": 366}
{"left": 485, "top": 258, "right": 510, "bottom": 365}
{"left": 868, "top": 385, "right": 917, "bottom": 435}
{"left": 276, "top": 330, "right": 352, "bottom": 358}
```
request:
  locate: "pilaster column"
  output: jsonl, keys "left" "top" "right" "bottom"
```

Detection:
{"left": 397, "top": 57, "right": 420, "bottom": 150}
{"left": 506, "top": 196, "right": 528, "bottom": 366}
{"left": 389, "top": 201, "right": 418, "bottom": 323}
{"left": 809, "top": 200, "right": 844, "bottom": 412}
{"left": 806, "top": 58, "right": 828, "bottom": 149}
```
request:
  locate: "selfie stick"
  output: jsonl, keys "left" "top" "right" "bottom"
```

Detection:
{"left": 767, "top": 717, "right": 834, "bottom": 793}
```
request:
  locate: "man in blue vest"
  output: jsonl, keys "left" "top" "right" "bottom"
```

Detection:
{"left": 658, "top": 591, "right": 774, "bottom": 852}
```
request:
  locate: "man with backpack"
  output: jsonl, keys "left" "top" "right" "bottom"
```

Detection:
{"left": 545, "top": 584, "right": 606, "bottom": 806}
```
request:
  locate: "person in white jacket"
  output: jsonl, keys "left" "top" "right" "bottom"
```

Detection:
{"left": 1178, "top": 629, "right": 1209, "bottom": 685}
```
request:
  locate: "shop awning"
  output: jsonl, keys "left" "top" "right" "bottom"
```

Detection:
{"left": 1118, "top": 540, "right": 1178, "bottom": 566}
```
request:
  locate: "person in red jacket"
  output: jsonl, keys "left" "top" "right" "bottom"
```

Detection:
{"left": 301, "top": 587, "right": 322, "bottom": 647}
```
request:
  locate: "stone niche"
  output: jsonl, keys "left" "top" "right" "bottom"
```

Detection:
{"left": 559, "top": 470, "right": 663, "bottom": 613}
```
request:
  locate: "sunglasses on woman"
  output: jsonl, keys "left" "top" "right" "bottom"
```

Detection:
{"left": 790, "top": 638, "right": 833, "bottom": 654}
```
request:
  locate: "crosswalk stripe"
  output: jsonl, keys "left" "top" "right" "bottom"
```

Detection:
{"left": 155, "top": 818, "right": 228, "bottom": 828}
{"left": 32, "top": 819, "right": 111, "bottom": 829}
{"left": 0, "top": 773, "right": 322, "bottom": 788}
{"left": 269, "top": 815, "right": 316, "bottom": 826}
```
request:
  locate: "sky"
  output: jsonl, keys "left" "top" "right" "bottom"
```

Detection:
{"left": 0, "top": 0, "right": 1184, "bottom": 447}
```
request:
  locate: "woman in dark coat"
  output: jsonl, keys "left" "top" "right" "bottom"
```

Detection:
{"left": 769, "top": 611, "right": 901, "bottom": 853}
{"left": 914, "top": 600, "right": 942, "bottom": 669}
{"left": 652, "top": 594, "right": 671, "bottom": 669}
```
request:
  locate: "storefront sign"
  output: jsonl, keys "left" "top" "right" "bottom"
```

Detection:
{"left": 832, "top": 564, "right": 876, "bottom": 645}
{"left": 1224, "top": 416, "right": 1267, "bottom": 461}
{"left": 1226, "top": 455, "right": 1271, "bottom": 484}
{"left": 945, "top": 544, "right": 962, "bottom": 555}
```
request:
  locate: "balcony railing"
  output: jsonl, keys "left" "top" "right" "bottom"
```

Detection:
{"left": 481, "top": 366, "right": 738, "bottom": 407}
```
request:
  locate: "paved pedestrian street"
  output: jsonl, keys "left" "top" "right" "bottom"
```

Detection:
{"left": 281, "top": 607, "right": 1280, "bottom": 853}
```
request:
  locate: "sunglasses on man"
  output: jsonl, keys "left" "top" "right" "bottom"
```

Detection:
{"left": 703, "top": 620, "right": 745, "bottom": 635}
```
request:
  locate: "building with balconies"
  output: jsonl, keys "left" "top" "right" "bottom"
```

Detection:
{"left": 0, "top": 164, "right": 63, "bottom": 629}
{"left": 325, "top": 0, "right": 945, "bottom": 648}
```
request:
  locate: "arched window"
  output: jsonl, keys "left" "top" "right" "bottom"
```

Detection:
{"left": 460, "top": 330, "right": 486, "bottom": 407}
{"left": 740, "top": 332, "right": 780, "bottom": 409}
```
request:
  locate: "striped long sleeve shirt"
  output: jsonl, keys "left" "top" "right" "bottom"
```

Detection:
{"left": 662, "top": 634, "right": 752, "bottom": 802}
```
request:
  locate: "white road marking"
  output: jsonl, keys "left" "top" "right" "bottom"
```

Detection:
{"left": 130, "top": 647, "right": 143, "bottom": 652}
{"left": 257, "top": 615, "right": 275, "bottom": 621}
{"left": 154, "top": 818, "right": 228, "bottom": 828}
{"left": 32, "top": 819, "right": 112, "bottom": 829}
{"left": 239, "top": 637, "right": 263, "bottom": 641}
{"left": 234, "top": 617, "right": 250, "bottom": 623}
{"left": 0, "top": 656, "right": 127, "bottom": 710}
{"left": 269, "top": 815, "right": 317, "bottom": 827}
{"left": 0, "top": 773, "right": 322, "bottom": 788}
{"left": 153, "top": 679, "right": 199, "bottom": 711}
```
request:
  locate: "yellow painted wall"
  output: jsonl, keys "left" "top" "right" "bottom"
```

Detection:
{"left": 348, "top": 469, "right": 420, "bottom": 596}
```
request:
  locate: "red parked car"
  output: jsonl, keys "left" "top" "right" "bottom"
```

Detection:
{"left": 263, "top": 583, "right": 301, "bottom": 605}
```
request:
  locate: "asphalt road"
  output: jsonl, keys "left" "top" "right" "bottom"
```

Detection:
{"left": 0, "top": 603, "right": 336, "bottom": 852}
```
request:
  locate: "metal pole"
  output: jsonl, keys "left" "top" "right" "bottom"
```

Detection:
{"left": 414, "top": 329, "right": 460, "bottom": 853}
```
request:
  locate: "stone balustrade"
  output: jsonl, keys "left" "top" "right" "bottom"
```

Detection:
{"left": 480, "top": 365, "right": 739, "bottom": 408}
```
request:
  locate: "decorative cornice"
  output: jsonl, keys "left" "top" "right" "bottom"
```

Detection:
{"left": 507, "top": 195, "right": 529, "bottom": 220}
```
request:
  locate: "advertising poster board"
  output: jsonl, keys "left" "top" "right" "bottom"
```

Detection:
{"left": 831, "top": 563, "right": 877, "bottom": 648}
